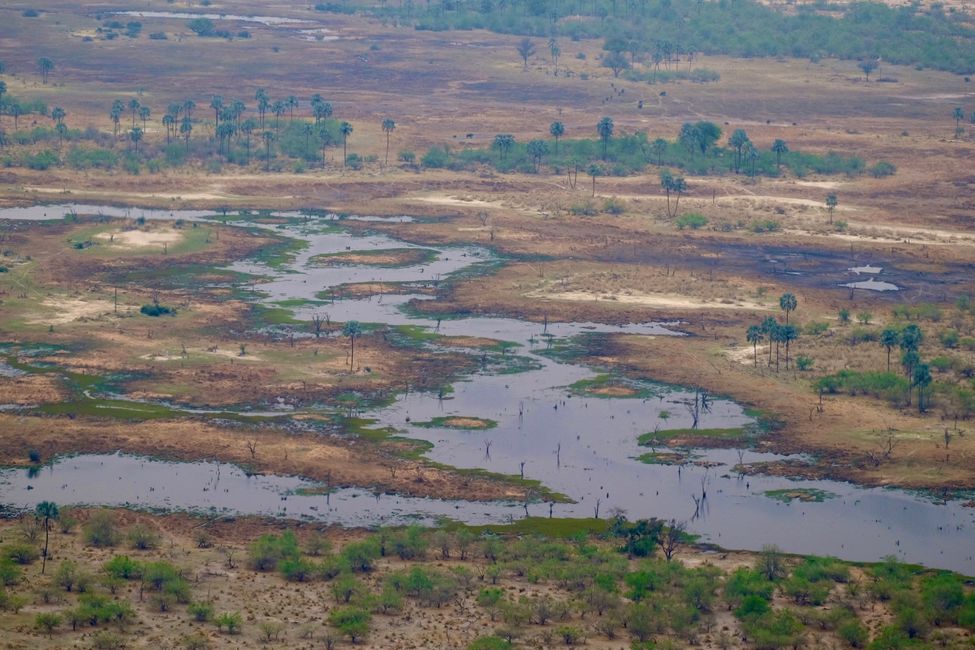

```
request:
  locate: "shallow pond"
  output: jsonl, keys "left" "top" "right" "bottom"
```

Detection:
{"left": 1, "top": 205, "right": 973, "bottom": 573}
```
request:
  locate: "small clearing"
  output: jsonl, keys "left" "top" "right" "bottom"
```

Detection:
{"left": 527, "top": 289, "right": 770, "bottom": 311}
{"left": 28, "top": 298, "right": 118, "bottom": 324}
{"left": 95, "top": 228, "right": 184, "bottom": 249}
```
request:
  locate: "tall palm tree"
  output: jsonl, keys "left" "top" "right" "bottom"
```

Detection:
{"left": 343, "top": 320, "right": 362, "bottom": 368}
{"left": 549, "top": 121, "right": 564, "bottom": 154}
{"left": 110, "top": 100, "right": 125, "bottom": 137}
{"left": 746, "top": 325, "right": 763, "bottom": 366}
{"left": 128, "top": 98, "right": 140, "bottom": 127}
{"left": 162, "top": 114, "right": 174, "bottom": 144}
{"left": 182, "top": 99, "right": 196, "bottom": 121}
{"left": 180, "top": 117, "right": 193, "bottom": 151}
{"left": 210, "top": 95, "right": 224, "bottom": 130}
{"left": 272, "top": 100, "right": 286, "bottom": 130}
{"left": 381, "top": 118, "right": 396, "bottom": 166}
{"left": 779, "top": 292, "right": 797, "bottom": 324}
{"left": 51, "top": 106, "right": 66, "bottom": 126}
{"left": 37, "top": 57, "right": 54, "bottom": 84}
{"left": 35, "top": 501, "right": 59, "bottom": 574}
{"left": 825, "top": 193, "right": 838, "bottom": 224}
{"left": 880, "top": 327, "right": 899, "bottom": 372}
{"left": 263, "top": 130, "right": 274, "bottom": 171}
{"left": 596, "top": 116, "right": 614, "bottom": 160}
{"left": 588, "top": 162, "right": 602, "bottom": 197}
{"left": 340, "top": 121, "right": 353, "bottom": 166}
{"left": 241, "top": 118, "right": 256, "bottom": 164}
{"left": 286, "top": 95, "right": 298, "bottom": 120}
{"left": 771, "top": 139, "right": 788, "bottom": 169}
{"left": 129, "top": 127, "right": 143, "bottom": 153}
{"left": 139, "top": 106, "right": 151, "bottom": 131}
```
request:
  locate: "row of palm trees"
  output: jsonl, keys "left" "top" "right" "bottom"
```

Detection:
{"left": 745, "top": 293, "right": 799, "bottom": 371}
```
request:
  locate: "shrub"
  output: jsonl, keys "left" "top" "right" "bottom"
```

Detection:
{"left": 84, "top": 510, "right": 120, "bottom": 547}
{"left": 467, "top": 636, "right": 512, "bottom": 650}
{"left": 796, "top": 356, "right": 814, "bottom": 371}
{"left": 127, "top": 524, "right": 160, "bottom": 550}
{"left": 838, "top": 618, "right": 869, "bottom": 647}
{"left": 869, "top": 161, "right": 897, "bottom": 178}
{"left": 676, "top": 212, "right": 708, "bottom": 230}
{"left": 939, "top": 330, "right": 959, "bottom": 349}
{"left": 398, "top": 150, "right": 416, "bottom": 164}
{"left": 4, "top": 542, "right": 39, "bottom": 564}
{"left": 104, "top": 555, "right": 142, "bottom": 580}
{"left": 0, "top": 559, "right": 21, "bottom": 586}
{"left": 140, "top": 304, "right": 175, "bottom": 317}
{"left": 329, "top": 606, "right": 371, "bottom": 643}
{"left": 34, "top": 612, "right": 61, "bottom": 635}
{"left": 602, "top": 197, "right": 626, "bottom": 215}
{"left": 421, "top": 146, "right": 449, "bottom": 168}
{"left": 215, "top": 611, "right": 243, "bottom": 633}
{"left": 248, "top": 531, "right": 300, "bottom": 572}
{"left": 188, "top": 600, "right": 214, "bottom": 622}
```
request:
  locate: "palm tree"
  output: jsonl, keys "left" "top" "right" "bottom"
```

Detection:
{"left": 548, "top": 37, "right": 561, "bottom": 73}
{"left": 162, "top": 114, "right": 174, "bottom": 144}
{"left": 55, "top": 122, "right": 67, "bottom": 148}
{"left": 953, "top": 106, "right": 965, "bottom": 129}
{"left": 37, "top": 57, "right": 54, "bottom": 84}
{"left": 139, "top": 105, "right": 151, "bottom": 131}
{"left": 516, "top": 37, "right": 536, "bottom": 69}
{"left": 183, "top": 99, "right": 196, "bottom": 121}
{"left": 880, "top": 328, "right": 899, "bottom": 372}
{"left": 761, "top": 316, "right": 777, "bottom": 367}
{"left": 312, "top": 98, "right": 332, "bottom": 125}
{"left": 318, "top": 125, "right": 331, "bottom": 169}
{"left": 51, "top": 106, "right": 66, "bottom": 127}
{"left": 216, "top": 123, "right": 234, "bottom": 158}
{"left": 128, "top": 98, "right": 140, "bottom": 127}
{"left": 35, "top": 501, "right": 59, "bottom": 574}
{"left": 210, "top": 95, "right": 224, "bottom": 130}
{"left": 0, "top": 80, "right": 6, "bottom": 118}
{"left": 381, "top": 118, "right": 396, "bottom": 166}
{"left": 779, "top": 292, "right": 797, "bottom": 324}
{"left": 180, "top": 117, "right": 193, "bottom": 151}
{"left": 340, "top": 121, "right": 353, "bottom": 166}
{"left": 342, "top": 320, "right": 362, "bottom": 368}
{"left": 527, "top": 139, "right": 548, "bottom": 172}
{"left": 263, "top": 130, "right": 274, "bottom": 171}
{"left": 588, "top": 162, "right": 602, "bottom": 197}
{"left": 286, "top": 95, "right": 298, "bottom": 121}
{"left": 660, "top": 170, "right": 687, "bottom": 218}
{"left": 651, "top": 138, "right": 667, "bottom": 165}
{"left": 771, "top": 139, "right": 788, "bottom": 169}
{"left": 241, "top": 118, "right": 256, "bottom": 164}
{"left": 825, "top": 193, "right": 838, "bottom": 224}
{"left": 493, "top": 134, "right": 514, "bottom": 162}
{"left": 255, "top": 88, "right": 269, "bottom": 128}
{"left": 129, "top": 127, "right": 143, "bottom": 153}
{"left": 596, "top": 116, "right": 614, "bottom": 160}
{"left": 10, "top": 105, "right": 22, "bottom": 130}
{"left": 728, "top": 128, "right": 749, "bottom": 173}
{"left": 780, "top": 324, "right": 798, "bottom": 369}
{"left": 913, "top": 363, "right": 931, "bottom": 413}
{"left": 272, "top": 100, "right": 285, "bottom": 130}
{"left": 549, "top": 121, "right": 564, "bottom": 154}
{"left": 746, "top": 325, "right": 763, "bottom": 366}
{"left": 110, "top": 99, "right": 125, "bottom": 137}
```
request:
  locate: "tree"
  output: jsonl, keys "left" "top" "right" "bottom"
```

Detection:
{"left": 728, "top": 128, "right": 749, "bottom": 173}
{"left": 602, "top": 51, "right": 630, "bottom": 78}
{"left": 340, "top": 121, "right": 353, "bottom": 166}
{"left": 779, "top": 292, "right": 797, "bottom": 324}
{"left": 913, "top": 363, "right": 932, "bottom": 413}
{"left": 659, "top": 519, "right": 686, "bottom": 560}
{"left": 343, "top": 321, "right": 362, "bottom": 368}
{"left": 771, "top": 139, "right": 788, "bottom": 169}
{"left": 210, "top": 95, "right": 224, "bottom": 130}
{"left": 312, "top": 96, "right": 333, "bottom": 124}
{"left": 180, "top": 117, "right": 193, "bottom": 150}
{"left": 37, "top": 57, "right": 54, "bottom": 84}
{"left": 110, "top": 99, "right": 125, "bottom": 137}
{"left": 138, "top": 105, "right": 151, "bottom": 131}
{"left": 318, "top": 124, "right": 332, "bottom": 169}
{"left": 329, "top": 606, "right": 371, "bottom": 644}
{"left": 651, "top": 138, "right": 667, "bottom": 165}
{"left": 162, "top": 114, "right": 173, "bottom": 144}
{"left": 596, "top": 116, "right": 614, "bottom": 160}
{"left": 780, "top": 324, "right": 798, "bottom": 369}
{"left": 900, "top": 324, "right": 923, "bottom": 352}
{"left": 128, "top": 98, "right": 140, "bottom": 127}
{"left": 746, "top": 325, "right": 763, "bottom": 366}
{"left": 825, "top": 193, "right": 838, "bottom": 224}
{"left": 587, "top": 162, "right": 602, "bottom": 197}
{"left": 0, "top": 80, "right": 6, "bottom": 113}
{"left": 493, "top": 133, "right": 514, "bottom": 162}
{"left": 526, "top": 139, "right": 548, "bottom": 172}
{"left": 286, "top": 95, "right": 299, "bottom": 120}
{"left": 262, "top": 130, "right": 274, "bottom": 171}
{"left": 660, "top": 170, "right": 687, "bottom": 218}
{"left": 51, "top": 106, "right": 66, "bottom": 126}
{"left": 761, "top": 316, "right": 778, "bottom": 367}
{"left": 516, "top": 38, "right": 536, "bottom": 70}
{"left": 859, "top": 59, "right": 878, "bottom": 81}
{"left": 255, "top": 88, "right": 269, "bottom": 129}
{"left": 55, "top": 122, "right": 67, "bottom": 148}
{"left": 183, "top": 99, "right": 196, "bottom": 121}
{"left": 129, "top": 127, "right": 143, "bottom": 153}
{"left": 271, "top": 100, "right": 285, "bottom": 129}
{"left": 35, "top": 501, "right": 59, "bottom": 574}
{"left": 381, "top": 118, "right": 396, "bottom": 166}
{"left": 880, "top": 327, "right": 899, "bottom": 372}
{"left": 549, "top": 37, "right": 561, "bottom": 73}
{"left": 549, "top": 121, "right": 564, "bottom": 154}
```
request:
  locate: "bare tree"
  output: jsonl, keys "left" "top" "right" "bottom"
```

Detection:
{"left": 659, "top": 519, "right": 686, "bottom": 560}
{"left": 311, "top": 313, "right": 330, "bottom": 338}
{"left": 245, "top": 440, "right": 257, "bottom": 460}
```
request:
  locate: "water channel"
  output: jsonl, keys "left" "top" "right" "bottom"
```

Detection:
{"left": 0, "top": 204, "right": 972, "bottom": 574}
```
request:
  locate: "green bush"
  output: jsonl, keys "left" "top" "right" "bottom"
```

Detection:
{"left": 104, "top": 555, "right": 143, "bottom": 580}
{"left": 140, "top": 304, "right": 176, "bottom": 317}
{"left": 328, "top": 606, "right": 371, "bottom": 643}
{"left": 467, "top": 636, "right": 512, "bottom": 650}
{"left": 869, "top": 161, "right": 897, "bottom": 178}
{"left": 248, "top": 531, "right": 300, "bottom": 572}
{"left": 215, "top": 611, "right": 242, "bottom": 634}
{"left": 83, "top": 511, "right": 120, "bottom": 548}
{"left": 4, "top": 543, "right": 39, "bottom": 565}
{"left": 188, "top": 600, "right": 214, "bottom": 622}
{"left": 34, "top": 611, "right": 61, "bottom": 635}
{"left": 676, "top": 212, "right": 708, "bottom": 230}
{"left": 421, "top": 146, "right": 449, "bottom": 169}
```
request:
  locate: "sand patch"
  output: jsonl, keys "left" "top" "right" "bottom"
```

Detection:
{"left": 441, "top": 416, "right": 492, "bottom": 429}
{"left": 95, "top": 228, "right": 184, "bottom": 249}
{"left": 28, "top": 298, "right": 118, "bottom": 324}
{"left": 415, "top": 194, "right": 502, "bottom": 209}
{"left": 588, "top": 385, "right": 639, "bottom": 397}
{"left": 526, "top": 289, "right": 770, "bottom": 311}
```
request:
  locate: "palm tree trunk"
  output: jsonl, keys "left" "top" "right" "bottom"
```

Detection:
{"left": 42, "top": 522, "right": 49, "bottom": 574}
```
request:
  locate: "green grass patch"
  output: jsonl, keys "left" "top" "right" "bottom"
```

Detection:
{"left": 454, "top": 517, "right": 611, "bottom": 538}
{"left": 412, "top": 416, "right": 498, "bottom": 430}
{"left": 764, "top": 488, "right": 837, "bottom": 504}
{"left": 568, "top": 374, "right": 658, "bottom": 399}
{"left": 638, "top": 427, "right": 746, "bottom": 445}
{"left": 635, "top": 451, "right": 693, "bottom": 466}
{"left": 309, "top": 247, "right": 438, "bottom": 268}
